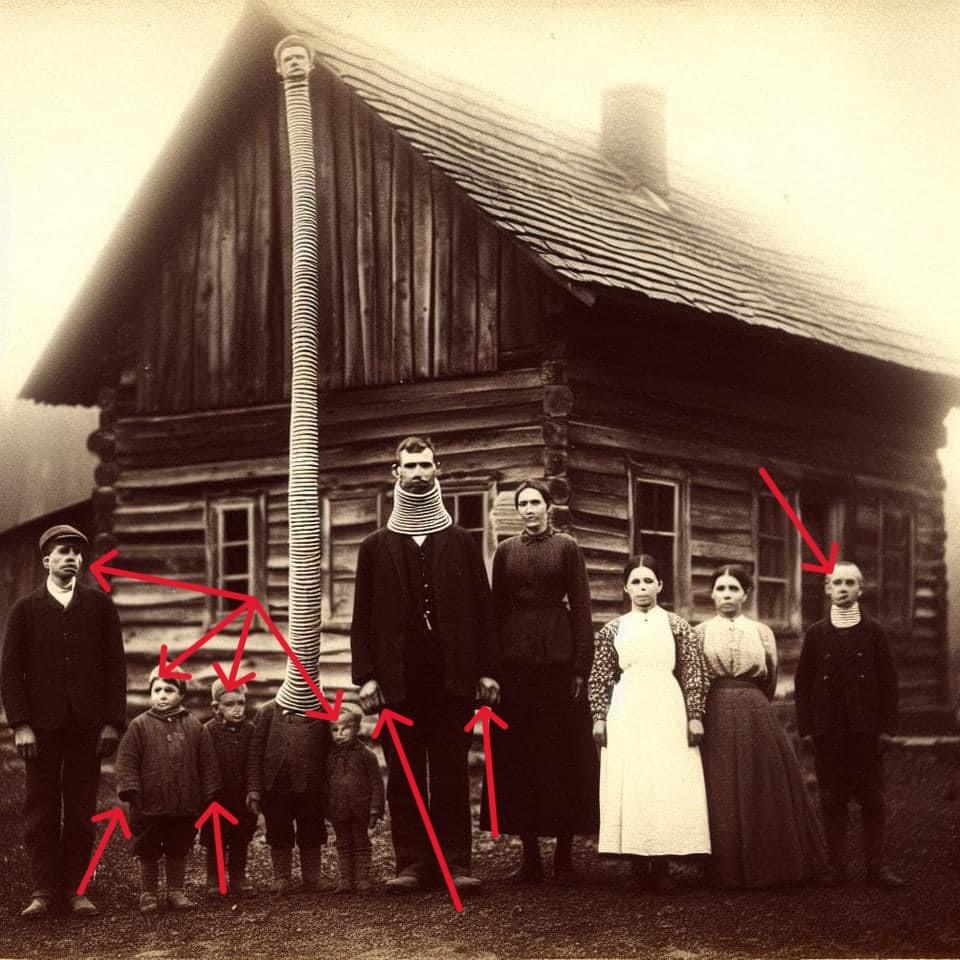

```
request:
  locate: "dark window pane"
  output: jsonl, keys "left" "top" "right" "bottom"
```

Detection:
{"left": 759, "top": 538, "right": 786, "bottom": 578}
{"left": 758, "top": 582, "right": 787, "bottom": 622}
{"left": 759, "top": 497, "right": 785, "bottom": 536}
{"left": 456, "top": 494, "right": 484, "bottom": 530}
{"left": 637, "top": 481, "right": 675, "bottom": 533}
{"left": 220, "top": 578, "right": 250, "bottom": 610}
{"left": 223, "top": 544, "right": 249, "bottom": 576}
{"left": 883, "top": 511, "right": 908, "bottom": 547}
{"left": 636, "top": 532, "right": 674, "bottom": 608}
{"left": 223, "top": 508, "right": 249, "bottom": 542}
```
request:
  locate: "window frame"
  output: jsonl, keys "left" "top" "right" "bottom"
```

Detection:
{"left": 753, "top": 488, "right": 801, "bottom": 632}
{"left": 206, "top": 494, "right": 266, "bottom": 623}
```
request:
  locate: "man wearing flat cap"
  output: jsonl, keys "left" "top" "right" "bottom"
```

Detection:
{"left": 1, "top": 525, "right": 127, "bottom": 918}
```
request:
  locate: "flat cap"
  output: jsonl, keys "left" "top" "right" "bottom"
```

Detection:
{"left": 38, "top": 524, "right": 89, "bottom": 554}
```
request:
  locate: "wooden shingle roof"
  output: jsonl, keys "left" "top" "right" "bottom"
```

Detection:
{"left": 287, "top": 5, "right": 959, "bottom": 380}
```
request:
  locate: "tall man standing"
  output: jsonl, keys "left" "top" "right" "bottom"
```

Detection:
{"left": 351, "top": 437, "right": 499, "bottom": 893}
{"left": 1, "top": 525, "right": 127, "bottom": 917}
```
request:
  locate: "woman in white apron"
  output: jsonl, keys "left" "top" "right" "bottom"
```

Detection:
{"left": 588, "top": 554, "right": 711, "bottom": 890}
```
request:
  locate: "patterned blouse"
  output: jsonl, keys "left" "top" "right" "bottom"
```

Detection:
{"left": 695, "top": 614, "right": 778, "bottom": 701}
{"left": 588, "top": 609, "right": 708, "bottom": 723}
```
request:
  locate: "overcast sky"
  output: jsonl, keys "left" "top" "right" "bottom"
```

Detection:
{"left": 2, "top": 0, "right": 959, "bottom": 405}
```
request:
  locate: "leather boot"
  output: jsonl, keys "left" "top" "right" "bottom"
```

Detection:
{"left": 138, "top": 858, "right": 160, "bottom": 914}
{"left": 506, "top": 835, "right": 544, "bottom": 884}
{"left": 863, "top": 807, "right": 906, "bottom": 888}
{"left": 228, "top": 846, "right": 253, "bottom": 896}
{"left": 300, "top": 846, "right": 334, "bottom": 892}
{"left": 355, "top": 847, "right": 373, "bottom": 893}
{"left": 270, "top": 847, "right": 293, "bottom": 895}
{"left": 334, "top": 846, "right": 355, "bottom": 893}
{"left": 820, "top": 803, "right": 849, "bottom": 886}
{"left": 165, "top": 857, "right": 196, "bottom": 910}
{"left": 205, "top": 846, "right": 221, "bottom": 898}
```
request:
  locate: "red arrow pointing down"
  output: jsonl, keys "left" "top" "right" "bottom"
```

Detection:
{"left": 464, "top": 705, "right": 508, "bottom": 839}
{"left": 195, "top": 801, "right": 240, "bottom": 895}
{"left": 77, "top": 806, "right": 131, "bottom": 896}
{"left": 758, "top": 468, "right": 840, "bottom": 575}
{"left": 373, "top": 709, "right": 463, "bottom": 913}
{"left": 158, "top": 601, "right": 255, "bottom": 681}
{"left": 211, "top": 604, "right": 258, "bottom": 692}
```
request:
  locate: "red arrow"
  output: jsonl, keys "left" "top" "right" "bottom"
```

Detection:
{"left": 464, "top": 706, "right": 508, "bottom": 839}
{"left": 211, "top": 604, "right": 258, "bottom": 691}
{"left": 89, "top": 548, "right": 250, "bottom": 601}
{"left": 195, "top": 801, "right": 240, "bottom": 895}
{"left": 158, "top": 600, "right": 255, "bottom": 682}
{"left": 758, "top": 468, "right": 840, "bottom": 575}
{"left": 77, "top": 806, "right": 132, "bottom": 896}
{"left": 373, "top": 709, "right": 463, "bottom": 913}
{"left": 253, "top": 599, "right": 343, "bottom": 723}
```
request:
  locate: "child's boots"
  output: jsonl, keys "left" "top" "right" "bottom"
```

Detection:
{"left": 355, "top": 848, "right": 373, "bottom": 893}
{"left": 228, "top": 846, "right": 253, "bottom": 896}
{"left": 820, "top": 803, "right": 849, "bottom": 886}
{"left": 138, "top": 858, "right": 160, "bottom": 914}
{"left": 166, "top": 857, "right": 197, "bottom": 910}
{"left": 300, "top": 846, "right": 334, "bottom": 892}
{"left": 334, "top": 846, "right": 355, "bottom": 894}
{"left": 270, "top": 846, "right": 293, "bottom": 894}
{"left": 863, "top": 807, "right": 906, "bottom": 888}
{"left": 205, "top": 847, "right": 221, "bottom": 898}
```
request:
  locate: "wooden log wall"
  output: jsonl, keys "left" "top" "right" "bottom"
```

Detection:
{"left": 110, "top": 370, "right": 545, "bottom": 712}
{"left": 131, "top": 68, "right": 567, "bottom": 415}
{"left": 565, "top": 353, "right": 950, "bottom": 715}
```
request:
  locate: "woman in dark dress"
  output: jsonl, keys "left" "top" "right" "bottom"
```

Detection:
{"left": 480, "top": 479, "right": 599, "bottom": 883}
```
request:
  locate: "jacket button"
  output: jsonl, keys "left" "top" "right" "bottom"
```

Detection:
{"left": 822, "top": 674, "right": 829, "bottom": 680}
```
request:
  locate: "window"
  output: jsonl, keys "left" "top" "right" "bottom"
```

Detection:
{"left": 855, "top": 498, "right": 913, "bottom": 630}
{"left": 756, "top": 493, "right": 791, "bottom": 624}
{"left": 322, "top": 493, "right": 385, "bottom": 623}
{"left": 632, "top": 478, "right": 678, "bottom": 609}
{"left": 208, "top": 497, "right": 264, "bottom": 618}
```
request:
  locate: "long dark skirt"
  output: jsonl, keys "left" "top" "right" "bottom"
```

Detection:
{"left": 479, "top": 663, "right": 599, "bottom": 837}
{"left": 702, "top": 678, "right": 827, "bottom": 888}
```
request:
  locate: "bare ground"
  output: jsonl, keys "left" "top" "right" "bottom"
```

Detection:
{"left": 1, "top": 741, "right": 959, "bottom": 960}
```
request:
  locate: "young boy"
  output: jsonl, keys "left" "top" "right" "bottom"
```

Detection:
{"left": 246, "top": 696, "right": 332, "bottom": 894}
{"left": 794, "top": 561, "right": 904, "bottom": 888}
{"left": 326, "top": 704, "right": 385, "bottom": 893}
{"left": 0, "top": 524, "right": 126, "bottom": 918}
{"left": 115, "top": 668, "right": 220, "bottom": 912}
{"left": 200, "top": 678, "right": 257, "bottom": 896}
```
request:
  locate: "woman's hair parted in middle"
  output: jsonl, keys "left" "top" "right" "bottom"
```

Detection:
{"left": 710, "top": 564, "right": 754, "bottom": 595}
{"left": 513, "top": 478, "right": 553, "bottom": 510}
{"left": 622, "top": 553, "right": 663, "bottom": 585}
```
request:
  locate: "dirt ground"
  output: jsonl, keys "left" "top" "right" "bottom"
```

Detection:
{"left": 1, "top": 741, "right": 959, "bottom": 960}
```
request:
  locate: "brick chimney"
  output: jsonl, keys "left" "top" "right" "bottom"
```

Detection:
{"left": 600, "top": 84, "right": 668, "bottom": 196}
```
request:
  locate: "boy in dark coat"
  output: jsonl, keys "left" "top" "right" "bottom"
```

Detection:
{"left": 115, "top": 668, "right": 220, "bottom": 913}
{"left": 326, "top": 704, "right": 385, "bottom": 893}
{"left": 200, "top": 678, "right": 257, "bottom": 896}
{"left": 795, "top": 561, "right": 904, "bottom": 889}
{"left": 246, "top": 697, "right": 332, "bottom": 893}
{"left": 0, "top": 524, "right": 126, "bottom": 919}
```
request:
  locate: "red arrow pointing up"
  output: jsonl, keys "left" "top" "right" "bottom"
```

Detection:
{"left": 158, "top": 600, "right": 255, "bottom": 682}
{"left": 195, "top": 801, "right": 240, "bottom": 896}
{"left": 77, "top": 806, "right": 132, "bottom": 896}
{"left": 211, "top": 604, "right": 258, "bottom": 692}
{"left": 464, "top": 705, "right": 508, "bottom": 839}
{"left": 758, "top": 468, "right": 840, "bottom": 575}
{"left": 373, "top": 709, "right": 463, "bottom": 913}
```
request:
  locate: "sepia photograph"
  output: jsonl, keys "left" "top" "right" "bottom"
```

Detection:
{"left": 2, "top": 1, "right": 959, "bottom": 957}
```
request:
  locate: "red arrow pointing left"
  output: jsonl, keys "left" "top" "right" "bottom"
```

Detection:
{"left": 464, "top": 705, "right": 508, "bottom": 839}
{"left": 77, "top": 806, "right": 131, "bottom": 896}
{"left": 195, "top": 801, "right": 240, "bottom": 895}
{"left": 373, "top": 709, "right": 463, "bottom": 913}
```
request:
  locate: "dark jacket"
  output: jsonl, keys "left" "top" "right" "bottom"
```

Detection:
{"left": 326, "top": 739, "right": 385, "bottom": 822}
{"left": 350, "top": 526, "right": 498, "bottom": 703}
{"left": 247, "top": 699, "right": 331, "bottom": 795}
{"left": 794, "top": 616, "right": 899, "bottom": 738}
{"left": 1, "top": 583, "right": 126, "bottom": 732}
{"left": 202, "top": 717, "right": 255, "bottom": 822}
{"left": 115, "top": 708, "right": 221, "bottom": 817}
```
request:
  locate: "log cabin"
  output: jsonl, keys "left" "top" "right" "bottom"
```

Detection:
{"left": 19, "top": 2, "right": 960, "bottom": 722}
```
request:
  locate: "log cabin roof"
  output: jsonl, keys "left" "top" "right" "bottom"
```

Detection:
{"left": 20, "top": 1, "right": 959, "bottom": 406}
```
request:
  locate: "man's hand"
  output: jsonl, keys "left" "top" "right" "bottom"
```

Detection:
{"left": 592, "top": 719, "right": 606, "bottom": 749}
{"left": 96, "top": 724, "right": 120, "bottom": 758}
{"left": 570, "top": 674, "right": 584, "bottom": 701}
{"left": 687, "top": 718, "right": 704, "bottom": 747}
{"left": 14, "top": 724, "right": 37, "bottom": 761}
{"left": 358, "top": 679, "right": 385, "bottom": 714}
{"left": 475, "top": 676, "right": 500, "bottom": 706}
{"left": 246, "top": 791, "right": 262, "bottom": 815}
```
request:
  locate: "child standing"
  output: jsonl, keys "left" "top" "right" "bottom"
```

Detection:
{"left": 200, "top": 679, "right": 257, "bottom": 896}
{"left": 115, "top": 668, "right": 220, "bottom": 912}
{"left": 246, "top": 697, "right": 332, "bottom": 893}
{"left": 795, "top": 561, "right": 904, "bottom": 888}
{"left": 326, "top": 705, "right": 384, "bottom": 893}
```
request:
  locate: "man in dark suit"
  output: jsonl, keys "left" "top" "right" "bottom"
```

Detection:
{"left": 351, "top": 437, "right": 499, "bottom": 893}
{"left": 1, "top": 525, "right": 127, "bottom": 918}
